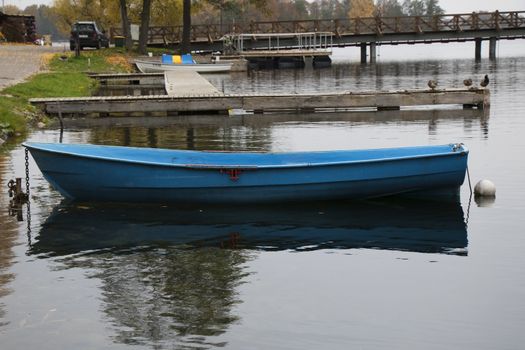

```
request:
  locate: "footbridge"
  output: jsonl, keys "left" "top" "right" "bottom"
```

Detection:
{"left": 110, "top": 10, "right": 525, "bottom": 62}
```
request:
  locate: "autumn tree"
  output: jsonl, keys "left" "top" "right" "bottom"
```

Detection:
{"left": 118, "top": 0, "right": 133, "bottom": 50}
{"left": 23, "top": 5, "right": 65, "bottom": 39}
{"left": 181, "top": 0, "right": 191, "bottom": 54}
{"left": 52, "top": 0, "right": 120, "bottom": 35}
{"left": 348, "top": 0, "right": 374, "bottom": 18}
{"left": 402, "top": 0, "right": 425, "bottom": 16}
{"left": 401, "top": 0, "right": 444, "bottom": 16}
{"left": 375, "top": 0, "right": 404, "bottom": 17}
{"left": 334, "top": 0, "right": 352, "bottom": 18}
{"left": 1, "top": 5, "right": 21, "bottom": 15}
{"left": 138, "top": 0, "right": 152, "bottom": 54}
{"left": 424, "top": 0, "right": 444, "bottom": 15}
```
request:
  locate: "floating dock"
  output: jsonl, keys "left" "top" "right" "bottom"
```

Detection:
{"left": 89, "top": 72, "right": 164, "bottom": 85}
{"left": 31, "top": 72, "right": 490, "bottom": 116}
{"left": 30, "top": 88, "right": 489, "bottom": 116}
{"left": 164, "top": 71, "right": 222, "bottom": 97}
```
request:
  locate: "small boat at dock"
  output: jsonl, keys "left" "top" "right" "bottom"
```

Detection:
{"left": 23, "top": 143, "right": 469, "bottom": 203}
{"left": 135, "top": 60, "right": 233, "bottom": 73}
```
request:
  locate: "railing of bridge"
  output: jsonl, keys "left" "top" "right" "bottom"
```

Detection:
{"left": 110, "top": 11, "right": 525, "bottom": 44}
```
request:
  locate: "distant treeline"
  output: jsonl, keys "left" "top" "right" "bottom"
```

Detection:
{"left": 2, "top": 4, "right": 65, "bottom": 39}
{"left": 1, "top": 0, "right": 445, "bottom": 39}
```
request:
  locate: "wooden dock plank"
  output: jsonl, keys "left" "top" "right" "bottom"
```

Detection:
{"left": 30, "top": 88, "right": 489, "bottom": 115}
{"left": 236, "top": 49, "right": 332, "bottom": 57}
{"left": 164, "top": 71, "right": 223, "bottom": 97}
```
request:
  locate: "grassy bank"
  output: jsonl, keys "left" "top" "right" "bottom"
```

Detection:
{"left": 0, "top": 48, "right": 134, "bottom": 142}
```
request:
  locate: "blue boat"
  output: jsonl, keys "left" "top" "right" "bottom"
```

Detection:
{"left": 23, "top": 142, "right": 469, "bottom": 203}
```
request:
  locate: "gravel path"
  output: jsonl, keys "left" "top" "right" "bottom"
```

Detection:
{"left": 0, "top": 44, "right": 64, "bottom": 90}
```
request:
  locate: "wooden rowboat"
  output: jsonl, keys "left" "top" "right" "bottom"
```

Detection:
{"left": 23, "top": 143, "right": 469, "bottom": 203}
{"left": 135, "top": 60, "right": 232, "bottom": 73}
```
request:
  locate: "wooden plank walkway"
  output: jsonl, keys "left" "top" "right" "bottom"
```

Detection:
{"left": 164, "top": 71, "right": 222, "bottom": 96}
{"left": 109, "top": 11, "right": 525, "bottom": 50}
{"left": 30, "top": 88, "right": 489, "bottom": 116}
{"left": 233, "top": 49, "right": 332, "bottom": 58}
{"left": 89, "top": 72, "right": 164, "bottom": 86}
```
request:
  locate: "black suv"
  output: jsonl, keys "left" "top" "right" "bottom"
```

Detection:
{"left": 70, "top": 21, "right": 109, "bottom": 50}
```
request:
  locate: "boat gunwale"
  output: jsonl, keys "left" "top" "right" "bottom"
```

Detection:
{"left": 23, "top": 142, "right": 468, "bottom": 170}
{"left": 135, "top": 60, "right": 233, "bottom": 68}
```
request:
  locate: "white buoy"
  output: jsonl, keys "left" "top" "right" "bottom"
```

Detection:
{"left": 474, "top": 179, "right": 496, "bottom": 197}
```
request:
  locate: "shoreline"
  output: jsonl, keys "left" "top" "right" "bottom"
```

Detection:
{"left": 0, "top": 45, "right": 134, "bottom": 146}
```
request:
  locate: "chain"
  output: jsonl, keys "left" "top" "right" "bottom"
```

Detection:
{"left": 25, "top": 148, "right": 30, "bottom": 198}
{"left": 24, "top": 147, "right": 32, "bottom": 239}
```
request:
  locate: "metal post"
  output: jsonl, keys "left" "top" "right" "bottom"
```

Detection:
{"left": 370, "top": 42, "right": 377, "bottom": 63}
{"left": 475, "top": 38, "right": 482, "bottom": 61}
{"left": 360, "top": 42, "right": 367, "bottom": 63}
{"left": 489, "top": 37, "right": 497, "bottom": 60}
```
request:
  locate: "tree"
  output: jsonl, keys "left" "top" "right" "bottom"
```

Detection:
{"left": 334, "top": 0, "right": 352, "bottom": 18}
{"left": 424, "top": 0, "right": 444, "bottom": 15}
{"left": 52, "top": 0, "right": 121, "bottom": 36}
{"left": 292, "top": 0, "right": 310, "bottom": 20}
{"left": 138, "top": 0, "right": 152, "bottom": 54}
{"left": 151, "top": 0, "right": 183, "bottom": 26}
{"left": 401, "top": 0, "right": 443, "bottom": 16}
{"left": 22, "top": 5, "right": 65, "bottom": 39}
{"left": 402, "top": 0, "right": 425, "bottom": 16}
{"left": 308, "top": 1, "right": 321, "bottom": 19}
{"left": 181, "top": 0, "right": 191, "bottom": 54}
{"left": 375, "top": 0, "right": 404, "bottom": 17}
{"left": 1, "top": 5, "right": 21, "bottom": 15}
{"left": 348, "top": 0, "right": 374, "bottom": 18}
{"left": 118, "top": 0, "right": 133, "bottom": 50}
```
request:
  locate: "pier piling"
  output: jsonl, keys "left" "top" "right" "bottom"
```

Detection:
{"left": 489, "top": 37, "right": 497, "bottom": 60}
{"left": 475, "top": 38, "right": 482, "bottom": 61}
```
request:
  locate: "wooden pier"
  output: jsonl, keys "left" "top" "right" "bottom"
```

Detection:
{"left": 110, "top": 10, "right": 525, "bottom": 62}
{"left": 30, "top": 88, "right": 489, "bottom": 117}
{"left": 89, "top": 72, "right": 164, "bottom": 85}
{"left": 164, "top": 71, "right": 222, "bottom": 96}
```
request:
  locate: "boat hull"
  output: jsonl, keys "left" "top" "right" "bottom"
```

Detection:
{"left": 24, "top": 143, "right": 468, "bottom": 203}
{"left": 135, "top": 60, "right": 232, "bottom": 73}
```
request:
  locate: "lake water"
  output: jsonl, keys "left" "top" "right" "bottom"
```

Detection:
{"left": 1, "top": 42, "right": 525, "bottom": 349}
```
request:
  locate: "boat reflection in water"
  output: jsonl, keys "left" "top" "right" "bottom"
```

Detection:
{"left": 32, "top": 198, "right": 468, "bottom": 257}
{"left": 29, "top": 198, "right": 467, "bottom": 347}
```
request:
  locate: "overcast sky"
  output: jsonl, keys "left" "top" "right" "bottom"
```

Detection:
{"left": 5, "top": 0, "right": 525, "bottom": 14}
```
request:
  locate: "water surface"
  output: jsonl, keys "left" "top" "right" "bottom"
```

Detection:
{"left": 1, "top": 50, "right": 525, "bottom": 349}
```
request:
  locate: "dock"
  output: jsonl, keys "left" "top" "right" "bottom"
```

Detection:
{"left": 89, "top": 72, "right": 164, "bottom": 85}
{"left": 164, "top": 71, "right": 222, "bottom": 97}
{"left": 30, "top": 88, "right": 489, "bottom": 116}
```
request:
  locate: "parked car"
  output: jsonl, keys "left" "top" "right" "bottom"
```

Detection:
{"left": 70, "top": 21, "right": 109, "bottom": 50}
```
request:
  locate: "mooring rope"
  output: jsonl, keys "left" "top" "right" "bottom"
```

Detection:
{"left": 466, "top": 165, "right": 473, "bottom": 196}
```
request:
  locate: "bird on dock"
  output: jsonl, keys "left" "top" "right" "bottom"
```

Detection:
{"left": 427, "top": 80, "right": 438, "bottom": 91}
{"left": 480, "top": 75, "right": 490, "bottom": 88}
{"left": 463, "top": 78, "right": 473, "bottom": 88}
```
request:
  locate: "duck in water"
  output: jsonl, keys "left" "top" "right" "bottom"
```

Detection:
{"left": 480, "top": 75, "right": 490, "bottom": 88}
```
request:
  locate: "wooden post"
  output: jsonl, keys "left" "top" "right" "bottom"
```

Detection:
{"left": 475, "top": 38, "right": 482, "bottom": 61}
{"left": 370, "top": 42, "right": 377, "bottom": 63}
{"left": 74, "top": 32, "right": 80, "bottom": 57}
{"left": 360, "top": 42, "right": 367, "bottom": 63}
{"left": 489, "top": 37, "right": 497, "bottom": 60}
